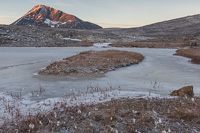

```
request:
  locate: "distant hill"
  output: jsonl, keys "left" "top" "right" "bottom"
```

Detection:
{"left": 11, "top": 4, "right": 102, "bottom": 30}
{"left": 126, "top": 14, "right": 200, "bottom": 37}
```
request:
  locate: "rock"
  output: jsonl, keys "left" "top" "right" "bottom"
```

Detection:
{"left": 170, "top": 90, "right": 179, "bottom": 96}
{"left": 189, "top": 40, "right": 198, "bottom": 46}
{"left": 185, "top": 40, "right": 198, "bottom": 47}
{"left": 170, "top": 86, "right": 194, "bottom": 97}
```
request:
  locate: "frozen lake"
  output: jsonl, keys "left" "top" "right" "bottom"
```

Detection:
{"left": 0, "top": 47, "right": 200, "bottom": 100}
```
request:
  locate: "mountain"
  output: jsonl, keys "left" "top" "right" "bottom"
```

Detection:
{"left": 127, "top": 14, "right": 200, "bottom": 37}
{"left": 11, "top": 4, "right": 102, "bottom": 30}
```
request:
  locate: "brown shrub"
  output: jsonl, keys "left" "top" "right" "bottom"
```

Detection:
{"left": 171, "top": 106, "right": 198, "bottom": 121}
{"left": 38, "top": 50, "right": 144, "bottom": 75}
{"left": 174, "top": 48, "right": 200, "bottom": 64}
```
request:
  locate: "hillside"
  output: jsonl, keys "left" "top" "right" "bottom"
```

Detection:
{"left": 127, "top": 14, "right": 200, "bottom": 37}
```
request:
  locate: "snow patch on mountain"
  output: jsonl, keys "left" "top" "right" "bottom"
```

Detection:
{"left": 44, "top": 18, "right": 67, "bottom": 27}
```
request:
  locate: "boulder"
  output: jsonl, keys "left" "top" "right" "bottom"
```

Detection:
{"left": 189, "top": 40, "right": 198, "bottom": 46}
{"left": 170, "top": 86, "right": 194, "bottom": 97}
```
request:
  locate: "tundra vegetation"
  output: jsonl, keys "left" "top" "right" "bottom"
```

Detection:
{"left": 0, "top": 86, "right": 200, "bottom": 133}
{"left": 174, "top": 48, "right": 200, "bottom": 64}
{"left": 38, "top": 50, "right": 144, "bottom": 76}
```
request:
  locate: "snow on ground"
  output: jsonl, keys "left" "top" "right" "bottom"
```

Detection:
{"left": 93, "top": 43, "right": 111, "bottom": 48}
{"left": 62, "top": 37, "right": 82, "bottom": 42}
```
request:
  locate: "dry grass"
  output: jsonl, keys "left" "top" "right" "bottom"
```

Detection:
{"left": 1, "top": 96, "right": 200, "bottom": 133}
{"left": 111, "top": 41, "right": 182, "bottom": 48}
{"left": 38, "top": 50, "right": 144, "bottom": 75}
{"left": 110, "top": 38, "right": 183, "bottom": 48}
{"left": 174, "top": 48, "right": 200, "bottom": 64}
{"left": 110, "top": 36, "right": 200, "bottom": 48}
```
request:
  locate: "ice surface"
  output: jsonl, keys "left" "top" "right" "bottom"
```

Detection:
{"left": 0, "top": 47, "right": 199, "bottom": 117}
{"left": 0, "top": 47, "right": 199, "bottom": 97}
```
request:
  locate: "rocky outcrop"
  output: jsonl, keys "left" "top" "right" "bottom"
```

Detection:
{"left": 170, "top": 86, "right": 194, "bottom": 97}
{"left": 11, "top": 4, "right": 102, "bottom": 30}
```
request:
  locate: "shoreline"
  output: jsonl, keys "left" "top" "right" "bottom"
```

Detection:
{"left": 174, "top": 48, "right": 200, "bottom": 64}
{"left": 0, "top": 88, "right": 199, "bottom": 132}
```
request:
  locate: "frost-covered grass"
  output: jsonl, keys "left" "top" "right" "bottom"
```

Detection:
{"left": 38, "top": 50, "right": 144, "bottom": 76}
{"left": 0, "top": 86, "right": 200, "bottom": 133}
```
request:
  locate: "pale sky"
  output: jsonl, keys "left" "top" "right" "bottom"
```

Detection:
{"left": 1, "top": 0, "right": 200, "bottom": 28}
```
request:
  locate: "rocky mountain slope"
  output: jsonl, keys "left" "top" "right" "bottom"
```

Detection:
{"left": 0, "top": 25, "right": 123, "bottom": 47}
{"left": 125, "top": 14, "right": 200, "bottom": 37}
{"left": 11, "top": 4, "right": 102, "bottom": 30}
{"left": 2, "top": 12, "right": 200, "bottom": 47}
